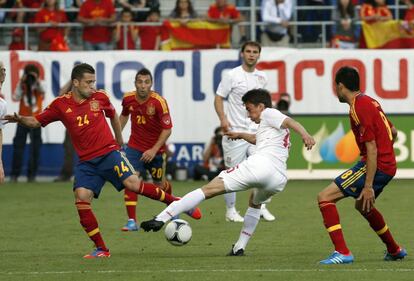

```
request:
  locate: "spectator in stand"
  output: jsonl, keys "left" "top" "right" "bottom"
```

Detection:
{"left": 63, "top": 0, "right": 84, "bottom": 22}
{"left": 138, "top": 8, "right": 161, "bottom": 50}
{"left": 114, "top": 8, "right": 138, "bottom": 50}
{"left": 34, "top": 0, "right": 69, "bottom": 51}
{"left": 10, "top": 64, "right": 45, "bottom": 183}
{"left": 77, "top": 0, "right": 116, "bottom": 51}
{"left": 16, "top": 0, "right": 44, "bottom": 23}
{"left": 125, "top": 0, "right": 160, "bottom": 22}
{"left": 331, "top": 0, "right": 358, "bottom": 49}
{"left": 8, "top": 28, "right": 27, "bottom": 50}
{"left": 0, "top": 0, "right": 14, "bottom": 23}
{"left": 360, "top": 0, "right": 392, "bottom": 23}
{"left": 207, "top": 0, "right": 247, "bottom": 45}
{"left": 401, "top": 0, "right": 414, "bottom": 33}
{"left": 261, "top": 0, "right": 292, "bottom": 47}
{"left": 168, "top": 0, "right": 199, "bottom": 24}
{"left": 193, "top": 127, "right": 225, "bottom": 181}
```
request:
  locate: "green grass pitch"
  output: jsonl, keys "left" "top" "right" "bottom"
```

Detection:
{"left": 0, "top": 179, "right": 413, "bottom": 281}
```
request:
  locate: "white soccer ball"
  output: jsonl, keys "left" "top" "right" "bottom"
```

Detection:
{"left": 164, "top": 219, "right": 192, "bottom": 246}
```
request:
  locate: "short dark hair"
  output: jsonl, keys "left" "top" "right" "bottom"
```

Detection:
{"left": 24, "top": 64, "right": 40, "bottom": 76}
{"left": 242, "top": 89, "right": 272, "bottom": 108}
{"left": 71, "top": 63, "right": 95, "bottom": 81}
{"left": 240, "top": 41, "right": 261, "bottom": 53}
{"left": 335, "top": 66, "right": 360, "bottom": 92}
{"left": 135, "top": 68, "right": 153, "bottom": 82}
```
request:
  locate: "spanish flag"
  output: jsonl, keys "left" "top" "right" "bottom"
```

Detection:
{"left": 161, "top": 20, "right": 231, "bottom": 50}
{"left": 362, "top": 20, "right": 414, "bottom": 49}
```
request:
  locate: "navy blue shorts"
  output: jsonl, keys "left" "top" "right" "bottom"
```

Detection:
{"left": 334, "top": 161, "right": 393, "bottom": 199}
{"left": 73, "top": 150, "right": 135, "bottom": 198}
{"left": 125, "top": 146, "right": 166, "bottom": 182}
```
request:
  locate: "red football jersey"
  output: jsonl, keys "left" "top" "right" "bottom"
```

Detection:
{"left": 349, "top": 94, "right": 396, "bottom": 176}
{"left": 121, "top": 91, "right": 172, "bottom": 153}
{"left": 207, "top": 4, "right": 241, "bottom": 20}
{"left": 35, "top": 91, "right": 120, "bottom": 161}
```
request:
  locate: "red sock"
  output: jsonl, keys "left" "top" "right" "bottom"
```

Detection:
{"left": 363, "top": 208, "right": 400, "bottom": 254}
{"left": 138, "top": 181, "right": 178, "bottom": 205}
{"left": 124, "top": 189, "right": 138, "bottom": 221}
{"left": 318, "top": 201, "right": 350, "bottom": 255}
{"left": 76, "top": 201, "right": 108, "bottom": 251}
{"left": 163, "top": 180, "right": 173, "bottom": 195}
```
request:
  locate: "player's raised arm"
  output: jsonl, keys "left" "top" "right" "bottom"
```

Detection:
{"left": 109, "top": 112, "right": 124, "bottom": 146}
{"left": 3, "top": 113, "right": 41, "bottom": 128}
{"left": 225, "top": 131, "right": 256, "bottom": 144}
{"left": 282, "top": 117, "right": 315, "bottom": 150}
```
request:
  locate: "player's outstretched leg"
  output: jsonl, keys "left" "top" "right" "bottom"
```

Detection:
{"left": 76, "top": 201, "right": 111, "bottom": 258}
{"left": 228, "top": 207, "right": 261, "bottom": 256}
{"left": 360, "top": 207, "right": 407, "bottom": 261}
{"left": 318, "top": 200, "right": 353, "bottom": 264}
{"left": 141, "top": 188, "right": 206, "bottom": 232}
{"left": 121, "top": 189, "right": 139, "bottom": 231}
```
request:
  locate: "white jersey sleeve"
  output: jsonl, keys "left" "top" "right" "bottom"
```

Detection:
{"left": 216, "top": 71, "right": 233, "bottom": 98}
{"left": 260, "top": 108, "right": 288, "bottom": 129}
{"left": 0, "top": 98, "right": 7, "bottom": 129}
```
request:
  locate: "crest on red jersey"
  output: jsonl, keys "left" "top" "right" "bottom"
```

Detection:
{"left": 90, "top": 100, "right": 100, "bottom": 112}
{"left": 162, "top": 115, "right": 171, "bottom": 125}
{"left": 147, "top": 104, "right": 155, "bottom": 116}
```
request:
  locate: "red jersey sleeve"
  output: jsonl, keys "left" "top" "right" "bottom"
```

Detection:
{"left": 35, "top": 100, "right": 61, "bottom": 126}
{"left": 155, "top": 97, "right": 173, "bottom": 129}
{"left": 354, "top": 98, "right": 376, "bottom": 143}
{"left": 121, "top": 95, "right": 131, "bottom": 116}
{"left": 228, "top": 5, "right": 241, "bottom": 19}
{"left": 96, "top": 91, "right": 116, "bottom": 118}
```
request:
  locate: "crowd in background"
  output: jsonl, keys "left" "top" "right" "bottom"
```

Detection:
{"left": 1, "top": 0, "right": 414, "bottom": 51}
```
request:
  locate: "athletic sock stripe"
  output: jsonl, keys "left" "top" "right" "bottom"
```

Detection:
{"left": 327, "top": 224, "right": 341, "bottom": 232}
{"left": 125, "top": 201, "right": 137, "bottom": 206}
{"left": 376, "top": 224, "right": 389, "bottom": 235}
{"left": 160, "top": 190, "right": 165, "bottom": 201}
{"left": 87, "top": 228, "right": 100, "bottom": 237}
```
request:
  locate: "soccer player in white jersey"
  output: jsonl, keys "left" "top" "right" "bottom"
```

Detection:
{"left": 214, "top": 41, "right": 275, "bottom": 222}
{"left": 141, "top": 89, "right": 315, "bottom": 255}
{"left": 0, "top": 61, "right": 7, "bottom": 183}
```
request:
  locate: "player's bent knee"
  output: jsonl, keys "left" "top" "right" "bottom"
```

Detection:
{"left": 123, "top": 175, "right": 140, "bottom": 192}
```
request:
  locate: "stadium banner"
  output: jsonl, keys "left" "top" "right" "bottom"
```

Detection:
{"left": 362, "top": 20, "right": 414, "bottom": 49}
{"left": 161, "top": 20, "right": 231, "bottom": 50}
{"left": 287, "top": 115, "right": 413, "bottom": 178}
{"left": 0, "top": 49, "right": 413, "bottom": 177}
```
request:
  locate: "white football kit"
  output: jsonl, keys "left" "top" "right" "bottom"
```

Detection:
{"left": 219, "top": 108, "right": 290, "bottom": 205}
{"left": 216, "top": 65, "right": 267, "bottom": 167}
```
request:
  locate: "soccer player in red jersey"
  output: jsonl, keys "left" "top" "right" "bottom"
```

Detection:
{"left": 318, "top": 66, "right": 406, "bottom": 264}
{"left": 3, "top": 63, "right": 200, "bottom": 258}
{"left": 119, "top": 68, "right": 176, "bottom": 231}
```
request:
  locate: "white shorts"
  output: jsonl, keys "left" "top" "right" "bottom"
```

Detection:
{"left": 219, "top": 154, "right": 287, "bottom": 205}
{"left": 222, "top": 135, "right": 256, "bottom": 167}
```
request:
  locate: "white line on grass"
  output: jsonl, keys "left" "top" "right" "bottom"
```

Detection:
{"left": 1, "top": 268, "right": 414, "bottom": 275}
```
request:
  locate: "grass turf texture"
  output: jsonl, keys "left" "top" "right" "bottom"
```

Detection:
{"left": 0, "top": 180, "right": 413, "bottom": 281}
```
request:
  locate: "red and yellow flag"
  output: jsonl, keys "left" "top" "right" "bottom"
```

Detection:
{"left": 161, "top": 20, "right": 231, "bottom": 50}
{"left": 362, "top": 20, "right": 414, "bottom": 49}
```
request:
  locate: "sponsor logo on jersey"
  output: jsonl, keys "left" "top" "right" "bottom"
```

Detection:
{"left": 65, "top": 108, "right": 72, "bottom": 113}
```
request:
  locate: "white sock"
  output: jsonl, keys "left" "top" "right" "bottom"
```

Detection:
{"left": 233, "top": 207, "right": 261, "bottom": 252}
{"left": 156, "top": 188, "right": 205, "bottom": 223}
{"left": 224, "top": 192, "right": 236, "bottom": 209}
